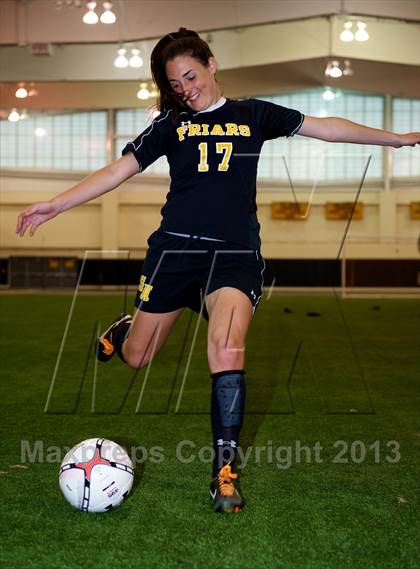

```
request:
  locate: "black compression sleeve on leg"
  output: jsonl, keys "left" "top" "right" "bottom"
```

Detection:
{"left": 210, "top": 369, "right": 246, "bottom": 477}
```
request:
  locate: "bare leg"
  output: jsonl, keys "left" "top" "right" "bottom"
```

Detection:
{"left": 205, "top": 287, "right": 253, "bottom": 373}
{"left": 122, "top": 308, "right": 183, "bottom": 369}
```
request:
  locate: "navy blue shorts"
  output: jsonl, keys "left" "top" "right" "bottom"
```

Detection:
{"left": 135, "top": 229, "right": 265, "bottom": 315}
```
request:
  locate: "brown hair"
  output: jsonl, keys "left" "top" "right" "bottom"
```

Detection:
{"left": 150, "top": 28, "right": 214, "bottom": 118}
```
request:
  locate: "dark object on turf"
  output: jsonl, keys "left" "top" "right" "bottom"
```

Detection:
{"left": 306, "top": 311, "right": 322, "bottom": 317}
{"left": 210, "top": 464, "right": 244, "bottom": 513}
{"left": 284, "top": 307, "right": 293, "bottom": 313}
{"left": 372, "top": 305, "right": 381, "bottom": 311}
{"left": 95, "top": 313, "right": 132, "bottom": 362}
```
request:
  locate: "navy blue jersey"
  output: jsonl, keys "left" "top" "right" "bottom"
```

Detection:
{"left": 122, "top": 98, "right": 304, "bottom": 248}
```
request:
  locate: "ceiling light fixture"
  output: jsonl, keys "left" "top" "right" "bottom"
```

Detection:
{"left": 82, "top": 1, "right": 99, "bottom": 24}
{"left": 322, "top": 88, "right": 335, "bottom": 101}
{"left": 129, "top": 48, "right": 143, "bottom": 68}
{"left": 114, "top": 47, "right": 129, "bottom": 68}
{"left": 100, "top": 2, "right": 116, "bottom": 24}
{"left": 340, "top": 21, "right": 354, "bottom": 42}
{"left": 56, "top": 0, "right": 83, "bottom": 8}
{"left": 326, "top": 60, "right": 343, "bottom": 78}
{"left": 15, "top": 84, "right": 28, "bottom": 99}
{"left": 27, "top": 83, "right": 39, "bottom": 97}
{"left": 342, "top": 60, "right": 353, "bottom": 76}
{"left": 355, "top": 21, "right": 369, "bottom": 42}
{"left": 137, "top": 83, "right": 150, "bottom": 100}
{"left": 8, "top": 109, "right": 21, "bottom": 122}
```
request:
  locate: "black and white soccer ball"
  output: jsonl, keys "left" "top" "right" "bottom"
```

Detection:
{"left": 59, "top": 438, "right": 134, "bottom": 513}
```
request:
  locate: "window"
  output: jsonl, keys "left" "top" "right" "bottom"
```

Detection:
{"left": 115, "top": 109, "right": 169, "bottom": 175}
{"left": 0, "top": 111, "right": 107, "bottom": 170}
{"left": 1, "top": 92, "right": 418, "bottom": 183}
{"left": 258, "top": 89, "right": 384, "bottom": 183}
{"left": 392, "top": 97, "right": 420, "bottom": 178}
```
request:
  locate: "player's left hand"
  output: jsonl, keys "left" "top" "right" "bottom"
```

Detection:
{"left": 393, "top": 132, "right": 420, "bottom": 148}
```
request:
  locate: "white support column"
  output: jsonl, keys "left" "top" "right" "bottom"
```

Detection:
{"left": 383, "top": 94, "right": 393, "bottom": 193}
{"left": 379, "top": 190, "right": 397, "bottom": 242}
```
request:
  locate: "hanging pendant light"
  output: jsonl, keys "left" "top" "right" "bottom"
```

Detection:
{"left": 340, "top": 21, "right": 354, "bottom": 42}
{"left": 83, "top": 1, "right": 98, "bottom": 24}
{"left": 129, "top": 48, "right": 143, "bottom": 68}
{"left": 342, "top": 60, "right": 353, "bottom": 76}
{"left": 329, "top": 61, "right": 343, "bottom": 78}
{"left": 114, "top": 47, "right": 129, "bottom": 68}
{"left": 137, "top": 83, "right": 150, "bottom": 100}
{"left": 355, "top": 21, "right": 369, "bottom": 42}
{"left": 8, "top": 109, "right": 21, "bottom": 122}
{"left": 100, "top": 2, "right": 116, "bottom": 24}
{"left": 15, "top": 84, "right": 28, "bottom": 98}
{"left": 322, "top": 88, "right": 335, "bottom": 101}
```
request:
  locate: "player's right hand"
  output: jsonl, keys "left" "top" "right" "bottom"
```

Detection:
{"left": 16, "top": 201, "right": 59, "bottom": 237}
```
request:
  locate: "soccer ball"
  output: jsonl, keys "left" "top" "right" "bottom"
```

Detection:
{"left": 59, "top": 438, "right": 134, "bottom": 513}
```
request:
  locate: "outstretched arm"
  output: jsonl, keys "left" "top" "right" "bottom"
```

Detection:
{"left": 16, "top": 152, "right": 139, "bottom": 237}
{"left": 298, "top": 115, "right": 420, "bottom": 148}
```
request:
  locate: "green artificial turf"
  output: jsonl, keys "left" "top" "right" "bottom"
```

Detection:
{"left": 0, "top": 293, "right": 419, "bottom": 568}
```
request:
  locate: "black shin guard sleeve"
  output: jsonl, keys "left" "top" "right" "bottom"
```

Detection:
{"left": 211, "top": 370, "right": 246, "bottom": 476}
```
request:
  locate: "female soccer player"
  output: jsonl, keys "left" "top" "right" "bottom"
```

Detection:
{"left": 16, "top": 28, "right": 419, "bottom": 513}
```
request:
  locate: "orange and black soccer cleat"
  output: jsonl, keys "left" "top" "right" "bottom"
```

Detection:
{"left": 209, "top": 464, "right": 244, "bottom": 513}
{"left": 95, "top": 313, "right": 132, "bottom": 362}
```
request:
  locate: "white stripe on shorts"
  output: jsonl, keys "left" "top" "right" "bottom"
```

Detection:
{"left": 164, "top": 231, "right": 225, "bottom": 242}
